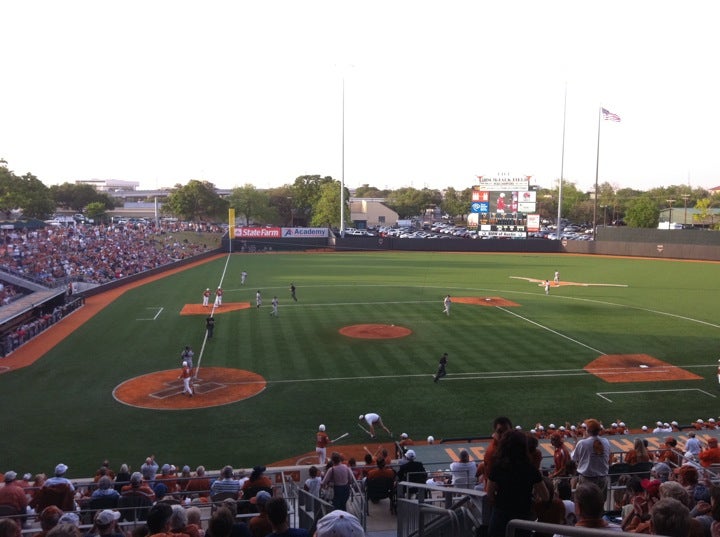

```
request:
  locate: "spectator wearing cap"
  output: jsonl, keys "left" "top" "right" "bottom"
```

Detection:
{"left": 0, "top": 471, "right": 28, "bottom": 520}
{"left": 140, "top": 457, "right": 159, "bottom": 487}
{"left": 693, "top": 419, "right": 706, "bottom": 431}
{"left": 120, "top": 472, "right": 156, "bottom": 501}
{"left": 685, "top": 432, "right": 703, "bottom": 458}
{"left": 155, "top": 464, "right": 179, "bottom": 494}
{"left": 87, "top": 510, "right": 123, "bottom": 537}
{"left": 211, "top": 466, "right": 241, "bottom": 498}
{"left": 248, "top": 491, "right": 272, "bottom": 537}
{"left": 315, "top": 510, "right": 365, "bottom": 537}
{"left": 396, "top": 450, "right": 427, "bottom": 496}
{"left": 571, "top": 418, "right": 611, "bottom": 497}
{"left": 707, "top": 418, "right": 718, "bottom": 430}
{"left": 618, "top": 422, "right": 628, "bottom": 435}
{"left": 44, "top": 464, "right": 74, "bottom": 491}
{"left": 184, "top": 466, "right": 211, "bottom": 499}
{"left": 699, "top": 437, "right": 720, "bottom": 467}
{"left": 241, "top": 466, "right": 272, "bottom": 499}
{"left": 651, "top": 463, "right": 672, "bottom": 482}
{"left": 396, "top": 432, "right": 414, "bottom": 458}
{"left": 265, "top": 497, "right": 309, "bottom": 537}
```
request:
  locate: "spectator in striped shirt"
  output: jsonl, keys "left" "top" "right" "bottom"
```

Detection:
{"left": 210, "top": 466, "right": 241, "bottom": 498}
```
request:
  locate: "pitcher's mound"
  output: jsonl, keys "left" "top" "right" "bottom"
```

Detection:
{"left": 453, "top": 296, "right": 520, "bottom": 307}
{"left": 113, "top": 367, "right": 266, "bottom": 409}
{"left": 585, "top": 354, "right": 702, "bottom": 383}
{"left": 339, "top": 324, "right": 412, "bottom": 339}
{"left": 180, "top": 303, "right": 252, "bottom": 315}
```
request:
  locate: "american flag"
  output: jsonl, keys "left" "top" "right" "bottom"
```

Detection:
{"left": 602, "top": 108, "right": 621, "bottom": 122}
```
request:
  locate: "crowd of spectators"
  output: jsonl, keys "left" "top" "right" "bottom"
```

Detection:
{"left": 1, "top": 299, "right": 83, "bottom": 357}
{"left": 0, "top": 223, "right": 216, "bottom": 287}
{"left": 0, "top": 281, "right": 22, "bottom": 306}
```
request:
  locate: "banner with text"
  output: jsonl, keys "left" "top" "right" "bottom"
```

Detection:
{"left": 236, "top": 227, "right": 329, "bottom": 239}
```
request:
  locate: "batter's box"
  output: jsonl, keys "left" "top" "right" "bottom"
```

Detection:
{"left": 585, "top": 354, "right": 703, "bottom": 383}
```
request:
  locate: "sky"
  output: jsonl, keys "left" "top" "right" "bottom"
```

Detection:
{"left": 3, "top": 1, "right": 719, "bottom": 194}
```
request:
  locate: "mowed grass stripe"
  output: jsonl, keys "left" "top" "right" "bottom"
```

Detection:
{"left": 2, "top": 251, "right": 720, "bottom": 474}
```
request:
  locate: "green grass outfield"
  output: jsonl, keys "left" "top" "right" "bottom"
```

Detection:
{"left": 1, "top": 251, "right": 719, "bottom": 475}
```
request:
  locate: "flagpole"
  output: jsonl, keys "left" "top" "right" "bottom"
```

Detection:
{"left": 340, "top": 76, "right": 345, "bottom": 237}
{"left": 556, "top": 83, "right": 567, "bottom": 240}
{"left": 593, "top": 105, "right": 602, "bottom": 237}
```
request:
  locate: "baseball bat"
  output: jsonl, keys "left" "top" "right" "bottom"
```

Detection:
{"left": 357, "top": 423, "right": 373, "bottom": 436}
{"left": 331, "top": 432, "right": 349, "bottom": 443}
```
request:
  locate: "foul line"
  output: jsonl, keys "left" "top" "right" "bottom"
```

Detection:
{"left": 496, "top": 306, "right": 605, "bottom": 355}
{"left": 597, "top": 388, "right": 716, "bottom": 403}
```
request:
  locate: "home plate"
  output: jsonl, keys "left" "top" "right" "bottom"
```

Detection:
{"left": 639, "top": 365, "right": 649, "bottom": 368}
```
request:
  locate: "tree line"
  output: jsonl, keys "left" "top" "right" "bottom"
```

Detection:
{"left": 1, "top": 159, "right": 718, "bottom": 228}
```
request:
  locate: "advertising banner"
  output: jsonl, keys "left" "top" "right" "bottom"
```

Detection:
{"left": 237, "top": 227, "right": 330, "bottom": 239}
{"left": 282, "top": 228, "right": 329, "bottom": 238}
{"left": 474, "top": 176, "right": 530, "bottom": 192}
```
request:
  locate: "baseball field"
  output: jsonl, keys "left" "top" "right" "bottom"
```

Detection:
{"left": 1, "top": 250, "right": 718, "bottom": 476}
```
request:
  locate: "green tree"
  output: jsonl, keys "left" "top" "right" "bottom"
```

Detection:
{"left": 354, "top": 184, "right": 391, "bottom": 198}
{"left": 85, "top": 201, "right": 107, "bottom": 223}
{"left": 227, "top": 184, "right": 273, "bottom": 225}
{"left": 291, "top": 175, "right": 335, "bottom": 223}
{"left": 266, "top": 185, "right": 296, "bottom": 225}
{"left": 385, "top": 187, "right": 442, "bottom": 219}
{"left": 50, "top": 183, "right": 117, "bottom": 212}
{"left": 0, "top": 161, "right": 56, "bottom": 219}
{"left": 441, "top": 187, "right": 470, "bottom": 222}
{"left": 310, "top": 181, "right": 349, "bottom": 228}
{"left": 693, "top": 198, "right": 718, "bottom": 229}
{"left": 162, "top": 180, "right": 228, "bottom": 222}
{"left": 624, "top": 195, "right": 659, "bottom": 228}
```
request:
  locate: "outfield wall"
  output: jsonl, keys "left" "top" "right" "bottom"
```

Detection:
{"left": 226, "top": 228, "right": 720, "bottom": 261}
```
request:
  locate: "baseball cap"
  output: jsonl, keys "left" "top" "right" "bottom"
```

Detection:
{"left": 55, "top": 463, "right": 68, "bottom": 475}
{"left": 358, "top": 415, "right": 365, "bottom": 420}
{"left": 427, "top": 436, "right": 434, "bottom": 443}
{"left": 4, "top": 471, "right": 17, "bottom": 482}
{"left": 250, "top": 491, "right": 272, "bottom": 505}
{"left": 95, "top": 510, "right": 121, "bottom": 526}
{"left": 316, "top": 509, "right": 365, "bottom": 537}
{"left": 400, "top": 433, "right": 408, "bottom": 439}
{"left": 59, "top": 512, "right": 80, "bottom": 526}
{"left": 641, "top": 479, "right": 661, "bottom": 496}
{"left": 642, "top": 425, "right": 648, "bottom": 431}
{"left": 405, "top": 450, "right": 416, "bottom": 460}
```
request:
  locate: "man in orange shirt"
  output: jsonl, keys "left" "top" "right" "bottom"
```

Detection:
{"left": 698, "top": 437, "right": 720, "bottom": 467}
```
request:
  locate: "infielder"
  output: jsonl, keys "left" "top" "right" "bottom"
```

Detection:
{"left": 214, "top": 287, "right": 223, "bottom": 307}
{"left": 202, "top": 288, "right": 211, "bottom": 307}
{"left": 442, "top": 295, "right": 452, "bottom": 316}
